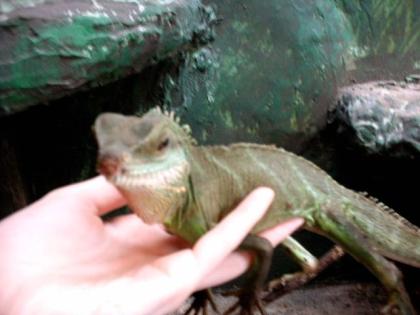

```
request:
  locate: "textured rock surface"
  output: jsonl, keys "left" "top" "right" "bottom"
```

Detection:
{"left": 163, "top": 0, "right": 354, "bottom": 151}
{"left": 0, "top": 0, "right": 215, "bottom": 115}
{"left": 332, "top": 79, "right": 420, "bottom": 157}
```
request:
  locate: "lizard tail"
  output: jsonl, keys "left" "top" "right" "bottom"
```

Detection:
{"left": 343, "top": 193, "right": 420, "bottom": 267}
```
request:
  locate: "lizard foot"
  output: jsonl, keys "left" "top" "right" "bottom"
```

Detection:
{"left": 223, "top": 288, "right": 267, "bottom": 315}
{"left": 184, "top": 289, "right": 220, "bottom": 315}
{"left": 380, "top": 293, "right": 416, "bottom": 315}
{"left": 381, "top": 304, "right": 403, "bottom": 315}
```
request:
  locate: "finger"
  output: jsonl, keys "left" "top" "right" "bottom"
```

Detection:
{"left": 193, "top": 187, "right": 275, "bottom": 276}
{"left": 106, "top": 214, "right": 185, "bottom": 252}
{"left": 140, "top": 187, "right": 274, "bottom": 303}
{"left": 260, "top": 218, "right": 304, "bottom": 245}
{"left": 196, "top": 218, "right": 304, "bottom": 289}
{"left": 106, "top": 215, "right": 168, "bottom": 242}
{"left": 196, "top": 251, "right": 250, "bottom": 290}
{"left": 52, "top": 176, "right": 126, "bottom": 215}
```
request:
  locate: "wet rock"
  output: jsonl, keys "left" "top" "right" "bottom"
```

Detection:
{"left": 0, "top": 0, "right": 215, "bottom": 115}
{"left": 332, "top": 79, "right": 420, "bottom": 157}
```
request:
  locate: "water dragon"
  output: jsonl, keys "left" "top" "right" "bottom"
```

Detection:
{"left": 94, "top": 107, "right": 420, "bottom": 315}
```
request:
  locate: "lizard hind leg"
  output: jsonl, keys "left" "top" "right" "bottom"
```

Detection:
{"left": 315, "top": 208, "right": 416, "bottom": 315}
{"left": 223, "top": 234, "right": 273, "bottom": 315}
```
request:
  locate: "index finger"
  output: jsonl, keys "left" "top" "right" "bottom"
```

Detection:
{"left": 192, "top": 187, "right": 302, "bottom": 276}
{"left": 52, "top": 176, "right": 126, "bottom": 216}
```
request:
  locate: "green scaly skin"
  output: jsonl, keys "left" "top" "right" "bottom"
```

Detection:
{"left": 94, "top": 108, "right": 420, "bottom": 315}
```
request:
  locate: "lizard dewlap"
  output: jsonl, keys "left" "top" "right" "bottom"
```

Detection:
{"left": 94, "top": 107, "right": 420, "bottom": 315}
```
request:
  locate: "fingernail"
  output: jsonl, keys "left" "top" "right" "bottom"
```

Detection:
{"left": 285, "top": 217, "right": 305, "bottom": 229}
{"left": 255, "top": 187, "right": 275, "bottom": 201}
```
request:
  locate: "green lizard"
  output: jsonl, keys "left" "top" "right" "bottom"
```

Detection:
{"left": 94, "top": 107, "right": 420, "bottom": 315}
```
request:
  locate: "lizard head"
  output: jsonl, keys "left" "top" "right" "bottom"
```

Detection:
{"left": 93, "top": 107, "right": 193, "bottom": 223}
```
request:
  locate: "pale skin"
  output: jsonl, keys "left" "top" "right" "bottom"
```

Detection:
{"left": 0, "top": 176, "right": 303, "bottom": 315}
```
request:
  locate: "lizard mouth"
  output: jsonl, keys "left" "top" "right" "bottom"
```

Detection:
{"left": 112, "top": 160, "right": 189, "bottom": 190}
{"left": 97, "top": 153, "right": 121, "bottom": 177}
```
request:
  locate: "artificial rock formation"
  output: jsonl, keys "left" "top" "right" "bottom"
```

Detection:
{"left": 333, "top": 78, "right": 420, "bottom": 158}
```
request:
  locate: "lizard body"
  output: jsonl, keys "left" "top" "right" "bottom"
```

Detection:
{"left": 94, "top": 108, "right": 420, "bottom": 315}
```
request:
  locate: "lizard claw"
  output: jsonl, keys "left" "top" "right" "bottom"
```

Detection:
{"left": 183, "top": 289, "right": 220, "bottom": 315}
{"left": 222, "top": 288, "right": 267, "bottom": 315}
{"left": 380, "top": 292, "right": 416, "bottom": 315}
{"left": 380, "top": 304, "right": 401, "bottom": 315}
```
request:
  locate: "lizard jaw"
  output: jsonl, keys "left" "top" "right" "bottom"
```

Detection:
{"left": 109, "top": 160, "right": 190, "bottom": 224}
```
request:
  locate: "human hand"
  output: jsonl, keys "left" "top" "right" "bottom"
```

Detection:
{"left": 0, "top": 176, "right": 303, "bottom": 315}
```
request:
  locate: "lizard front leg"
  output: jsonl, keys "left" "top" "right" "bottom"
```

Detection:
{"left": 223, "top": 234, "right": 273, "bottom": 315}
{"left": 184, "top": 289, "right": 220, "bottom": 315}
{"left": 264, "top": 236, "right": 345, "bottom": 302}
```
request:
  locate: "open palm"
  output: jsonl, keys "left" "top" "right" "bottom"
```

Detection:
{"left": 0, "top": 176, "right": 302, "bottom": 315}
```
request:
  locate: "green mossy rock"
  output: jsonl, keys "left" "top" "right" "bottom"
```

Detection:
{"left": 163, "top": 0, "right": 354, "bottom": 150}
{"left": 0, "top": 0, "right": 215, "bottom": 115}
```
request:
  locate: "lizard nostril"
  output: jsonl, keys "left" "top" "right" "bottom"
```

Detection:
{"left": 97, "top": 153, "right": 121, "bottom": 177}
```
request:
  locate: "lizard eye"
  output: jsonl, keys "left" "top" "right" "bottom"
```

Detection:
{"left": 157, "top": 138, "right": 170, "bottom": 151}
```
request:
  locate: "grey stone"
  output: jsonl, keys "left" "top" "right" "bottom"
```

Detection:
{"left": 332, "top": 80, "right": 420, "bottom": 157}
